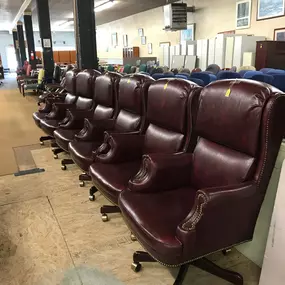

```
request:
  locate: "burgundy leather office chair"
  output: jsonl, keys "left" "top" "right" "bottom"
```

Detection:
{"left": 89, "top": 79, "right": 201, "bottom": 221}
{"left": 38, "top": 70, "right": 100, "bottom": 145}
{"left": 68, "top": 73, "right": 153, "bottom": 186}
{"left": 117, "top": 80, "right": 285, "bottom": 285}
{"left": 33, "top": 69, "right": 78, "bottom": 130}
{"left": 53, "top": 72, "right": 123, "bottom": 170}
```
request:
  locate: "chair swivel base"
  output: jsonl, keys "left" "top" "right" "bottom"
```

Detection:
{"left": 52, "top": 148, "right": 64, "bottom": 159}
{"left": 61, "top": 159, "right": 74, "bottom": 170}
{"left": 89, "top": 186, "right": 98, "bottom": 201}
{"left": 131, "top": 251, "right": 243, "bottom": 285}
{"left": 40, "top": 136, "right": 53, "bottom": 145}
{"left": 100, "top": 205, "right": 121, "bottom": 222}
{"left": 79, "top": 173, "right": 91, "bottom": 187}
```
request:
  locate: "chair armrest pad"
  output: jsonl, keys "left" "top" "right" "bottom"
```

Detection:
{"left": 129, "top": 152, "right": 193, "bottom": 193}
{"left": 59, "top": 109, "right": 94, "bottom": 129}
{"left": 179, "top": 181, "right": 257, "bottom": 232}
{"left": 75, "top": 119, "right": 115, "bottom": 141}
{"left": 95, "top": 132, "right": 144, "bottom": 163}
{"left": 45, "top": 103, "right": 75, "bottom": 120}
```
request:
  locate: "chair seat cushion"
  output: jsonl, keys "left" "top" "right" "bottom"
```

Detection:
{"left": 40, "top": 119, "right": 60, "bottom": 137}
{"left": 89, "top": 161, "right": 142, "bottom": 204}
{"left": 33, "top": 112, "right": 46, "bottom": 128}
{"left": 54, "top": 129, "right": 81, "bottom": 152}
{"left": 119, "top": 187, "right": 197, "bottom": 265}
{"left": 69, "top": 141, "right": 101, "bottom": 172}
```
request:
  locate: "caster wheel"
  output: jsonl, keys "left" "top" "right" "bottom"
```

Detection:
{"left": 61, "top": 165, "right": 67, "bottom": 170}
{"left": 89, "top": 195, "right": 95, "bottom": 201}
{"left": 222, "top": 249, "right": 232, "bottom": 256}
{"left": 54, "top": 154, "right": 58, "bottom": 159}
{"left": 131, "top": 262, "right": 142, "bottom": 273}
{"left": 79, "top": 181, "right": 85, "bottom": 187}
{"left": 40, "top": 141, "right": 44, "bottom": 145}
{"left": 130, "top": 234, "right": 137, "bottom": 241}
{"left": 102, "top": 214, "right": 109, "bottom": 222}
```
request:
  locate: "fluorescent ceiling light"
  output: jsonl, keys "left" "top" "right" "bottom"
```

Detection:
{"left": 95, "top": 0, "right": 117, "bottom": 13}
{"left": 59, "top": 20, "right": 74, "bottom": 29}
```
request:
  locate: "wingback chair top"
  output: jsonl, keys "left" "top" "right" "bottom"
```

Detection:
{"left": 90, "top": 72, "right": 122, "bottom": 121}
{"left": 52, "top": 72, "right": 121, "bottom": 154}
{"left": 53, "top": 65, "right": 61, "bottom": 83}
{"left": 118, "top": 79, "right": 285, "bottom": 276}
{"left": 89, "top": 79, "right": 201, "bottom": 208}
{"left": 64, "top": 69, "right": 78, "bottom": 96}
{"left": 68, "top": 73, "right": 153, "bottom": 173}
{"left": 38, "top": 70, "right": 100, "bottom": 138}
{"left": 113, "top": 73, "right": 154, "bottom": 133}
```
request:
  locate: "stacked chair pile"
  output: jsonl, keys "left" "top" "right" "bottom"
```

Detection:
{"left": 32, "top": 70, "right": 285, "bottom": 285}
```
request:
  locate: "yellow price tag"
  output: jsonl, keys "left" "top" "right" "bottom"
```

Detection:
{"left": 164, "top": 82, "right": 169, "bottom": 90}
{"left": 225, "top": 88, "right": 231, "bottom": 97}
{"left": 127, "top": 79, "right": 131, "bottom": 83}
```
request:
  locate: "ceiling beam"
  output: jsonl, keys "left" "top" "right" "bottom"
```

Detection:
{"left": 10, "top": 0, "right": 33, "bottom": 31}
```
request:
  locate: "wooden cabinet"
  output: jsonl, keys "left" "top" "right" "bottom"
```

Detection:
{"left": 35, "top": 50, "right": 76, "bottom": 64}
{"left": 69, "top": 51, "right": 77, "bottom": 64}
{"left": 255, "top": 41, "right": 285, "bottom": 70}
{"left": 53, "top": 51, "right": 59, "bottom": 63}
{"left": 123, "top": 47, "right": 140, "bottom": 58}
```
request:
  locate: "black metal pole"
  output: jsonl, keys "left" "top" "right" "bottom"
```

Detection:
{"left": 24, "top": 11, "right": 37, "bottom": 69}
{"left": 73, "top": 0, "right": 98, "bottom": 69}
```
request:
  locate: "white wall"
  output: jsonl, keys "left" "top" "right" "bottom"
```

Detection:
{"left": 0, "top": 31, "right": 76, "bottom": 69}
{"left": 0, "top": 32, "right": 14, "bottom": 69}
{"left": 96, "top": 0, "right": 285, "bottom": 61}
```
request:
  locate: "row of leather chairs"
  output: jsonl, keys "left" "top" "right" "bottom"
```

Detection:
{"left": 33, "top": 69, "right": 285, "bottom": 285}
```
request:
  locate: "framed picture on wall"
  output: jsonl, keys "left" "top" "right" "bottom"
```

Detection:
{"left": 257, "top": 0, "right": 285, "bottom": 20}
{"left": 180, "top": 24, "right": 195, "bottom": 44}
{"left": 274, "top": 28, "right": 285, "bottom": 41}
{"left": 141, "top": 36, "right": 146, "bottom": 45}
{"left": 236, "top": 0, "right": 251, "bottom": 29}
{"left": 111, "top": 33, "right": 118, "bottom": 47}
{"left": 148, "top": 43, "right": 153, "bottom": 54}
{"left": 138, "top": 28, "right": 144, "bottom": 37}
{"left": 123, "top": 34, "right": 128, "bottom": 47}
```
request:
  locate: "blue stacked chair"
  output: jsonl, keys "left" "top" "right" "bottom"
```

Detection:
{"left": 188, "top": 78, "right": 205, "bottom": 87}
{"left": 239, "top": 70, "right": 250, "bottom": 77}
{"left": 272, "top": 74, "right": 285, "bottom": 92}
{"left": 243, "top": 70, "right": 263, "bottom": 79}
{"left": 217, "top": 71, "right": 241, "bottom": 80}
{"left": 267, "top": 69, "right": 285, "bottom": 75}
{"left": 190, "top": 72, "right": 217, "bottom": 86}
{"left": 251, "top": 74, "right": 274, "bottom": 85}
{"left": 175, "top": 73, "right": 191, "bottom": 79}
{"left": 260, "top": 68, "right": 274, "bottom": 74}
{"left": 152, "top": 73, "right": 175, "bottom": 80}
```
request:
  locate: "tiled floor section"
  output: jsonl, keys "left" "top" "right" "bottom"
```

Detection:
{"left": 0, "top": 148, "right": 261, "bottom": 285}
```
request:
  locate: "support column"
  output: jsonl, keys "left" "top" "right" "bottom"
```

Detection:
{"left": 17, "top": 21, "right": 27, "bottom": 66}
{"left": 24, "top": 11, "right": 36, "bottom": 69}
{"left": 12, "top": 29, "right": 21, "bottom": 68}
{"left": 36, "top": 0, "right": 54, "bottom": 80}
{"left": 74, "top": 0, "right": 98, "bottom": 70}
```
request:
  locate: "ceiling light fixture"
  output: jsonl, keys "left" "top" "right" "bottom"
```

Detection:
{"left": 58, "top": 19, "right": 74, "bottom": 29}
{"left": 95, "top": 0, "right": 117, "bottom": 13}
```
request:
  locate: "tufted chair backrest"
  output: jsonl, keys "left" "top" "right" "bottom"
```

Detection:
{"left": 190, "top": 79, "right": 285, "bottom": 193}
{"left": 143, "top": 79, "right": 201, "bottom": 154}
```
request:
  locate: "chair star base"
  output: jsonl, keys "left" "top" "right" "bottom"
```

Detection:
{"left": 52, "top": 148, "right": 64, "bottom": 159}
{"left": 39, "top": 136, "right": 53, "bottom": 145}
{"left": 61, "top": 159, "right": 74, "bottom": 170}
{"left": 79, "top": 173, "right": 91, "bottom": 187}
{"left": 89, "top": 186, "right": 98, "bottom": 201}
{"left": 100, "top": 205, "right": 121, "bottom": 222}
{"left": 132, "top": 251, "right": 244, "bottom": 285}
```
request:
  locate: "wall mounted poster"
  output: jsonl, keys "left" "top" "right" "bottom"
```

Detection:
{"left": 257, "top": 0, "right": 285, "bottom": 20}
{"left": 236, "top": 0, "right": 251, "bottom": 29}
{"left": 274, "top": 28, "right": 285, "bottom": 40}
{"left": 180, "top": 24, "right": 195, "bottom": 44}
{"left": 111, "top": 33, "right": 118, "bottom": 47}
